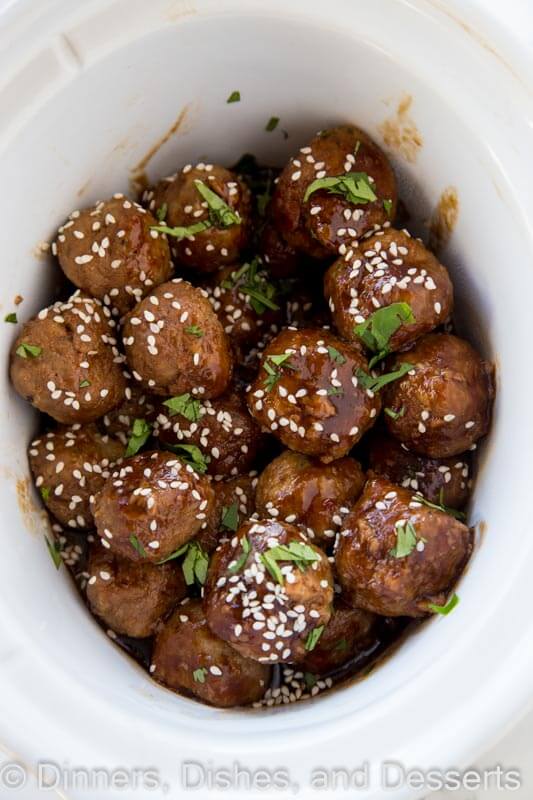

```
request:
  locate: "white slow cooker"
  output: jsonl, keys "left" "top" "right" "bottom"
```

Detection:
{"left": 1, "top": 1, "right": 533, "bottom": 798}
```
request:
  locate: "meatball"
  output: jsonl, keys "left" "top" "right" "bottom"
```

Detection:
{"left": 204, "top": 519, "right": 334, "bottom": 663}
{"left": 205, "top": 261, "right": 283, "bottom": 357}
{"left": 368, "top": 432, "right": 471, "bottom": 510}
{"left": 122, "top": 278, "right": 233, "bottom": 398}
{"left": 54, "top": 195, "right": 172, "bottom": 315}
{"left": 153, "top": 391, "right": 265, "bottom": 479}
{"left": 382, "top": 333, "right": 494, "bottom": 457}
{"left": 255, "top": 450, "right": 365, "bottom": 543}
{"left": 246, "top": 328, "right": 380, "bottom": 463}
{"left": 258, "top": 218, "right": 303, "bottom": 278}
{"left": 198, "top": 473, "right": 258, "bottom": 553}
{"left": 102, "top": 385, "right": 157, "bottom": 445}
{"left": 87, "top": 545, "right": 186, "bottom": 637}
{"left": 92, "top": 450, "right": 215, "bottom": 563}
{"left": 324, "top": 228, "right": 453, "bottom": 352}
{"left": 10, "top": 291, "right": 126, "bottom": 424}
{"left": 301, "top": 600, "right": 377, "bottom": 675}
{"left": 143, "top": 163, "right": 251, "bottom": 273}
{"left": 272, "top": 125, "right": 397, "bottom": 258}
{"left": 28, "top": 424, "right": 123, "bottom": 529}
{"left": 335, "top": 476, "right": 472, "bottom": 617}
{"left": 152, "top": 600, "right": 270, "bottom": 707}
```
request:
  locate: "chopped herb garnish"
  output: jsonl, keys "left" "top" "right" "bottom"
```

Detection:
{"left": 185, "top": 324, "right": 203, "bottom": 337}
{"left": 355, "top": 362, "right": 414, "bottom": 393}
{"left": 383, "top": 198, "right": 393, "bottom": 216}
{"left": 305, "top": 625, "right": 325, "bottom": 652}
{"left": 169, "top": 443, "right": 209, "bottom": 474}
{"left": 416, "top": 493, "right": 467, "bottom": 522}
{"left": 4, "top": 313, "right": 17, "bottom": 323}
{"left": 227, "top": 90, "right": 241, "bottom": 103}
{"left": 79, "top": 379, "right": 91, "bottom": 388}
{"left": 262, "top": 352, "right": 295, "bottom": 391}
{"left": 151, "top": 220, "right": 212, "bottom": 240}
{"left": 304, "top": 172, "right": 377, "bottom": 206}
{"left": 354, "top": 141, "right": 361, "bottom": 158}
{"left": 193, "top": 667, "right": 208, "bottom": 683}
{"left": 129, "top": 534, "right": 147, "bottom": 558}
{"left": 428, "top": 593, "right": 460, "bottom": 616}
{"left": 16, "top": 342, "right": 42, "bottom": 359}
{"left": 227, "top": 257, "right": 279, "bottom": 314}
{"left": 228, "top": 536, "right": 251, "bottom": 574}
{"left": 156, "top": 203, "right": 167, "bottom": 222}
{"left": 260, "top": 541, "right": 319, "bottom": 584}
{"left": 354, "top": 303, "right": 415, "bottom": 366}
{"left": 333, "top": 638, "right": 348, "bottom": 652}
{"left": 194, "top": 180, "right": 241, "bottom": 228}
{"left": 182, "top": 541, "right": 209, "bottom": 586}
{"left": 265, "top": 116, "right": 280, "bottom": 132}
{"left": 327, "top": 345, "right": 346, "bottom": 365}
{"left": 304, "top": 672, "right": 317, "bottom": 689}
{"left": 327, "top": 386, "right": 344, "bottom": 397}
{"left": 269, "top": 353, "right": 293, "bottom": 367}
{"left": 256, "top": 183, "right": 271, "bottom": 217}
{"left": 40, "top": 486, "right": 51, "bottom": 502}
{"left": 163, "top": 393, "right": 201, "bottom": 422}
{"left": 384, "top": 406, "right": 405, "bottom": 420}
{"left": 389, "top": 520, "right": 423, "bottom": 558}
{"left": 156, "top": 544, "right": 188, "bottom": 565}
{"left": 221, "top": 502, "right": 240, "bottom": 532}
{"left": 125, "top": 418, "right": 151, "bottom": 457}
{"left": 45, "top": 536, "right": 62, "bottom": 569}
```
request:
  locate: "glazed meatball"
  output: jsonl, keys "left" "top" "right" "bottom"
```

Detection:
{"left": 199, "top": 473, "right": 258, "bottom": 553}
{"left": 324, "top": 228, "right": 453, "bottom": 352}
{"left": 152, "top": 600, "right": 270, "bottom": 707}
{"left": 102, "top": 385, "right": 157, "bottom": 445}
{"left": 335, "top": 476, "right": 472, "bottom": 617}
{"left": 153, "top": 391, "right": 265, "bottom": 479}
{"left": 272, "top": 125, "right": 397, "bottom": 258}
{"left": 382, "top": 333, "right": 494, "bottom": 457}
{"left": 143, "top": 163, "right": 251, "bottom": 273}
{"left": 10, "top": 291, "right": 126, "bottom": 424}
{"left": 246, "top": 328, "right": 380, "bottom": 463}
{"left": 205, "top": 261, "right": 283, "bottom": 357}
{"left": 28, "top": 424, "right": 123, "bottom": 529}
{"left": 258, "top": 218, "right": 303, "bottom": 278}
{"left": 368, "top": 432, "right": 471, "bottom": 509}
{"left": 122, "top": 278, "right": 233, "bottom": 398}
{"left": 92, "top": 450, "right": 215, "bottom": 563}
{"left": 87, "top": 545, "right": 186, "bottom": 637}
{"left": 255, "top": 450, "right": 365, "bottom": 543}
{"left": 301, "top": 600, "right": 377, "bottom": 675}
{"left": 54, "top": 195, "right": 172, "bottom": 315}
{"left": 204, "top": 519, "right": 334, "bottom": 663}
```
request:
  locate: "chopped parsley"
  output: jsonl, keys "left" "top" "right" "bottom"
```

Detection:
{"left": 227, "top": 90, "right": 241, "bottom": 103}
{"left": 327, "top": 386, "right": 343, "bottom": 397}
{"left": 262, "top": 352, "right": 296, "bottom": 391}
{"left": 304, "top": 672, "right": 317, "bottom": 689}
{"left": 383, "top": 198, "right": 393, "bottom": 216}
{"left": 40, "top": 486, "right": 51, "bottom": 502}
{"left": 415, "top": 493, "right": 467, "bottom": 522}
{"left": 428, "top": 593, "right": 460, "bottom": 616}
{"left": 185, "top": 324, "right": 203, "bottom": 337}
{"left": 225, "top": 258, "right": 279, "bottom": 314}
{"left": 193, "top": 667, "right": 208, "bottom": 683}
{"left": 305, "top": 625, "right": 325, "bottom": 652}
{"left": 228, "top": 536, "right": 251, "bottom": 574}
{"left": 150, "top": 220, "right": 211, "bottom": 240}
{"left": 45, "top": 536, "right": 62, "bottom": 569}
{"left": 355, "top": 362, "right": 414, "bottom": 393}
{"left": 168, "top": 443, "right": 209, "bottom": 474}
{"left": 333, "top": 638, "right": 348, "bottom": 652}
{"left": 194, "top": 180, "right": 241, "bottom": 228}
{"left": 354, "top": 303, "right": 415, "bottom": 366}
{"left": 265, "top": 116, "right": 280, "bottom": 132}
{"left": 124, "top": 418, "right": 151, "bottom": 457}
{"left": 260, "top": 541, "right": 319, "bottom": 584}
{"left": 389, "top": 520, "right": 425, "bottom": 559}
{"left": 79, "top": 379, "right": 91, "bottom": 388}
{"left": 158, "top": 541, "right": 209, "bottom": 586}
{"left": 384, "top": 406, "right": 405, "bottom": 420}
{"left": 156, "top": 203, "right": 167, "bottom": 222}
{"left": 327, "top": 345, "right": 346, "bottom": 365}
{"left": 303, "top": 172, "right": 377, "bottom": 206}
{"left": 16, "top": 342, "right": 42, "bottom": 359}
{"left": 129, "top": 535, "right": 147, "bottom": 558}
{"left": 4, "top": 313, "right": 17, "bottom": 323}
{"left": 163, "top": 393, "right": 201, "bottom": 422}
{"left": 221, "top": 502, "right": 240, "bottom": 532}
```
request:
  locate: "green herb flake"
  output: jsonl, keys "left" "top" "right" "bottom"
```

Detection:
{"left": 16, "top": 342, "right": 42, "bottom": 359}
{"left": 129, "top": 534, "right": 147, "bottom": 558}
{"left": 125, "top": 418, "right": 152, "bottom": 457}
{"left": 327, "top": 386, "right": 343, "bottom": 397}
{"left": 182, "top": 541, "right": 209, "bottom": 586}
{"left": 333, "top": 638, "right": 348, "bottom": 652}
{"left": 428, "top": 593, "right": 460, "bottom": 616}
{"left": 193, "top": 667, "right": 208, "bottom": 683}
{"left": 227, "top": 90, "right": 241, "bottom": 104}
{"left": 45, "top": 536, "right": 62, "bottom": 570}
{"left": 228, "top": 536, "right": 251, "bottom": 574}
{"left": 156, "top": 543, "right": 188, "bottom": 565}
{"left": 265, "top": 116, "right": 280, "bottom": 132}
{"left": 150, "top": 220, "right": 212, "bottom": 240}
{"left": 384, "top": 406, "right": 405, "bottom": 420}
{"left": 305, "top": 625, "right": 325, "bottom": 652}
{"left": 40, "top": 486, "right": 51, "bottom": 502}
{"left": 415, "top": 493, "right": 467, "bottom": 522}
{"left": 163, "top": 393, "right": 201, "bottom": 422}
{"left": 353, "top": 141, "right": 361, "bottom": 159}
{"left": 194, "top": 180, "right": 241, "bottom": 228}
{"left": 79, "top": 379, "right": 91, "bottom": 389}
{"left": 170, "top": 443, "right": 210, "bottom": 474}
{"left": 355, "top": 362, "right": 414, "bottom": 393}
{"left": 304, "top": 672, "right": 317, "bottom": 689}
{"left": 389, "top": 520, "right": 419, "bottom": 559}
{"left": 221, "top": 502, "right": 240, "bottom": 532}
{"left": 327, "top": 346, "right": 346, "bottom": 365}
{"left": 227, "top": 257, "right": 279, "bottom": 314}
{"left": 303, "top": 172, "right": 377, "bottom": 206}
{"left": 259, "top": 541, "right": 320, "bottom": 584}
{"left": 156, "top": 203, "right": 168, "bottom": 222}
{"left": 383, "top": 198, "right": 393, "bottom": 216}
{"left": 185, "top": 324, "right": 203, "bottom": 338}
{"left": 262, "top": 352, "right": 295, "bottom": 391}
{"left": 4, "top": 313, "right": 17, "bottom": 324}
{"left": 354, "top": 303, "right": 415, "bottom": 366}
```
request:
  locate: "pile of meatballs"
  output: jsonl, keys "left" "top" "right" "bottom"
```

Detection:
{"left": 10, "top": 124, "right": 494, "bottom": 709}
